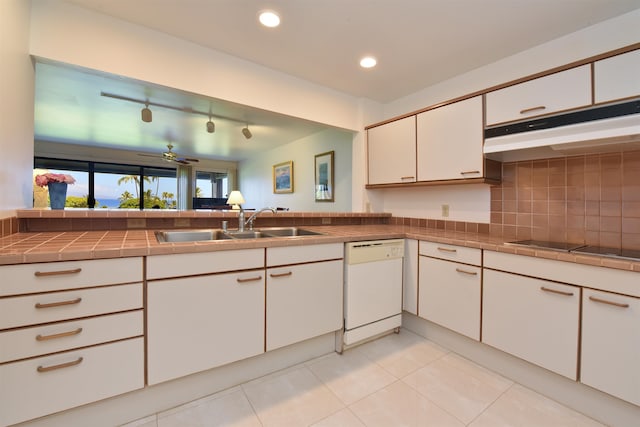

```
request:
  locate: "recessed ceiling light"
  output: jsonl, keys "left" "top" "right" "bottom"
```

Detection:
{"left": 360, "top": 56, "right": 377, "bottom": 68}
{"left": 259, "top": 10, "right": 280, "bottom": 28}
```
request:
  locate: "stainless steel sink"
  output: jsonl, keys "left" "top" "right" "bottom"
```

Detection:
{"left": 155, "top": 227, "right": 324, "bottom": 243}
{"left": 259, "top": 227, "right": 324, "bottom": 237}
{"left": 155, "top": 230, "right": 232, "bottom": 243}
{"left": 224, "top": 230, "right": 267, "bottom": 239}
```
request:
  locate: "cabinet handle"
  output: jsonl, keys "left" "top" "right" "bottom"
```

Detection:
{"left": 455, "top": 268, "right": 477, "bottom": 276}
{"left": 460, "top": 170, "right": 480, "bottom": 175}
{"left": 400, "top": 176, "right": 415, "bottom": 180}
{"left": 540, "top": 286, "right": 573, "bottom": 296}
{"left": 588, "top": 295, "right": 629, "bottom": 308}
{"left": 37, "top": 357, "right": 83, "bottom": 373}
{"left": 520, "top": 105, "right": 546, "bottom": 115}
{"left": 437, "top": 247, "right": 457, "bottom": 253}
{"left": 35, "top": 297, "right": 82, "bottom": 309}
{"left": 236, "top": 276, "right": 263, "bottom": 283}
{"left": 36, "top": 327, "right": 83, "bottom": 341}
{"left": 34, "top": 268, "right": 82, "bottom": 277}
{"left": 270, "top": 271, "right": 293, "bottom": 278}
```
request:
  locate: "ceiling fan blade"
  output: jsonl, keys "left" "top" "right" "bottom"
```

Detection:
{"left": 181, "top": 158, "right": 200, "bottom": 162}
{"left": 174, "top": 159, "right": 190, "bottom": 165}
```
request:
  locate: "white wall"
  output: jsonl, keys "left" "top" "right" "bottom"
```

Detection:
{"left": 0, "top": 0, "right": 34, "bottom": 217}
{"left": 29, "top": 0, "right": 363, "bottom": 133}
{"left": 239, "top": 129, "right": 352, "bottom": 211}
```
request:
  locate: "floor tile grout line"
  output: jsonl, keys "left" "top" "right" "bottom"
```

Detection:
{"left": 465, "top": 381, "right": 516, "bottom": 426}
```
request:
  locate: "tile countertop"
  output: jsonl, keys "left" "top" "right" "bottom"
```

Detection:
{"left": 0, "top": 224, "right": 639, "bottom": 272}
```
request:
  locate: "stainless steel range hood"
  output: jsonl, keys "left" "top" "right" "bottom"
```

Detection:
{"left": 484, "top": 100, "right": 640, "bottom": 161}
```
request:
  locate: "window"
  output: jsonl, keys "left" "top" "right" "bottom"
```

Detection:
{"left": 34, "top": 158, "right": 177, "bottom": 210}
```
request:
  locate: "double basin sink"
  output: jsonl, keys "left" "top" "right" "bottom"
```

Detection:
{"left": 156, "top": 227, "right": 323, "bottom": 243}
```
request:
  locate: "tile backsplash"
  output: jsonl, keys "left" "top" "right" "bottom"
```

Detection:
{"left": 1, "top": 216, "right": 18, "bottom": 238}
{"left": 490, "top": 150, "right": 640, "bottom": 250}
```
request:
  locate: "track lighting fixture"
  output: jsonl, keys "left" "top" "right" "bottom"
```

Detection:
{"left": 141, "top": 103, "right": 152, "bottom": 123}
{"left": 242, "top": 125, "right": 252, "bottom": 139}
{"left": 101, "top": 92, "right": 254, "bottom": 138}
{"left": 206, "top": 117, "right": 215, "bottom": 133}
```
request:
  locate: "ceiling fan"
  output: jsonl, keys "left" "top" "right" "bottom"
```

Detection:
{"left": 137, "top": 143, "right": 199, "bottom": 165}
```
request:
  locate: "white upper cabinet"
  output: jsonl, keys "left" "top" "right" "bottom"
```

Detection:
{"left": 417, "top": 96, "right": 483, "bottom": 181}
{"left": 594, "top": 49, "right": 640, "bottom": 104}
{"left": 485, "top": 65, "right": 592, "bottom": 126}
{"left": 367, "top": 116, "right": 416, "bottom": 185}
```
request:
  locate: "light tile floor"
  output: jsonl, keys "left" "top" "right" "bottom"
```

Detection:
{"left": 122, "top": 330, "right": 604, "bottom": 427}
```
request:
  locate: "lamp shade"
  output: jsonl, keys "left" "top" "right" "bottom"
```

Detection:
{"left": 226, "top": 190, "right": 245, "bottom": 207}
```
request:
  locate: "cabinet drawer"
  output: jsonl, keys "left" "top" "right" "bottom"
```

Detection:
{"left": 267, "top": 243, "right": 343, "bottom": 266}
{"left": 419, "top": 241, "right": 481, "bottom": 265}
{"left": 147, "top": 248, "right": 264, "bottom": 279}
{"left": 0, "top": 257, "right": 142, "bottom": 297}
{"left": 0, "top": 337, "right": 144, "bottom": 426}
{"left": 0, "top": 310, "right": 143, "bottom": 363}
{"left": 594, "top": 49, "right": 640, "bottom": 103}
{"left": 0, "top": 283, "right": 142, "bottom": 330}
{"left": 486, "top": 65, "right": 591, "bottom": 126}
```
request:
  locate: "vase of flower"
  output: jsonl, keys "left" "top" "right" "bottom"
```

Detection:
{"left": 48, "top": 182, "right": 68, "bottom": 209}
{"left": 35, "top": 173, "right": 76, "bottom": 210}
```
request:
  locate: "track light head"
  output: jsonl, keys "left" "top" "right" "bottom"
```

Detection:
{"left": 242, "top": 126, "right": 252, "bottom": 139}
{"left": 206, "top": 119, "right": 215, "bottom": 133}
{"left": 141, "top": 103, "right": 152, "bottom": 123}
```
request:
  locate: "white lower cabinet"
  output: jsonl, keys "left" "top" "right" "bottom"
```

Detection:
{"left": 402, "top": 239, "right": 418, "bottom": 315}
{"left": 0, "top": 337, "right": 144, "bottom": 427}
{"left": 581, "top": 288, "right": 640, "bottom": 405}
{"left": 266, "top": 260, "right": 343, "bottom": 351}
{"left": 418, "top": 256, "right": 481, "bottom": 340}
{"left": 482, "top": 269, "right": 579, "bottom": 379}
{"left": 266, "top": 244, "right": 343, "bottom": 352}
{"left": 147, "top": 270, "right": 265, "bottom": 385}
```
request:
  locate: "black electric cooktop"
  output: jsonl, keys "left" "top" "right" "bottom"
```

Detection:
{"left": 506, "top": 240, "right": 640, "bottom": 261}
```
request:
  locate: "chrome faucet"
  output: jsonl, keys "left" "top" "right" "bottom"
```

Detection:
{"left": 245, "top": 207, "right": 277, "bottom": 230}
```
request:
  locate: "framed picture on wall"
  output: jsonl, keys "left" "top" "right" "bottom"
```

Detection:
{"left": 273, "top": 160, "right": 293, "bottom": 193}
{"left": 314, "top": 151, "right": 334, "bottom": 202}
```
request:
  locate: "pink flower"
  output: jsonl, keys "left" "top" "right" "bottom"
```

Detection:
{"left": 35, "top": 173, "right": 76, "bottom": 187}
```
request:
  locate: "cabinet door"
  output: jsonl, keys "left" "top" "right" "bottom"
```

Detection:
{"left": 367, "top": 116, "right": 416, "bottom": 185}
{"left": 403, "top": 239, "right": 418, "bottom": 315}
{"left": 266, "top": 260, "right": 343, "bottom": 351}
{"left": 418, "top": 256, "right": 481, "bottom": 340}
{"left": 147, "top": 271, "right": 265, "bottom": 385}
{"left": 581, "top": 289, "right": 640, "bottom": 406}
{"left": 594, "top": 49, "right": 640, "bottom": 103}
{"left": 485, "top": 65, "right": 591, "bottom": 126}
{"left": 417, "top": 96, "right": 483, "bottom": 181}
{"left": 482, "top": 269, "right": 579, "bottom": 379}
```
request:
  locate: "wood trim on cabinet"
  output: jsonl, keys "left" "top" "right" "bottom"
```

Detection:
{"left": 365, "top": 42, "right": 640, "bottom": 130}
{"left": 365, "top": 176, "right": 501, "bottom": 189}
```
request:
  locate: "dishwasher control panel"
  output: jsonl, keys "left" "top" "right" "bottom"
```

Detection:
{"left": 345, "top": 239, "right": 405, "bottom": 264}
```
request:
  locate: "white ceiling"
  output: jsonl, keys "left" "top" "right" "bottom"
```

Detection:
{"left": 35, "top": 0, "right": 640, "bottom": 162}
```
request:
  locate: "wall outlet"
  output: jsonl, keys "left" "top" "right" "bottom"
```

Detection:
{"left": 322, "top": 217, "right": 332, "bottom": 225}
{"left": 441, "top": 204, "right": 450, "bottom": 218}
{"left": 174, "top": 218, "right": 191, "bottom": 228}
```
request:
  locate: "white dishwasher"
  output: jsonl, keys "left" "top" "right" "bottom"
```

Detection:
{"left": 342, "top": 239, "right": 404, "bottom": 349}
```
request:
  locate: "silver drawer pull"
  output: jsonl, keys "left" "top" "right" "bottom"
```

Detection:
{"left": 36, "top": 327, "right": 83, "bottom": 341}
{"left": 437, "top": 247, "right": 457, "bottom": 253}
{"left": 400, "top": 176, "right": 415, "bottom": 180}
{"left": 455, "top": 268, "right": 477, "bottom": 276}
{"left": 35, "top": 297, "right": 82, "bottom": 309}
{"left": 460, "top": 170, "right": 480, "bottom": 175}
{"left": 37, "top": 357, "right": 83, "bottom": 373}
{"left": 236, "top": 276, "right": 263, "bottom": 283}
{"left": 270, "top": 271, "right": 293, "bottom": 278}
{"left": 34, "top": 268, "right": 82, "bottom": 277}
{"left": 520, "top": 105, "right": 546, "bottom": 114}
{"left": 540, "top": 286, "right": 573, "bottom": 297}
{"left": 589, "top": 295, "right": 629, "bottom": 308}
